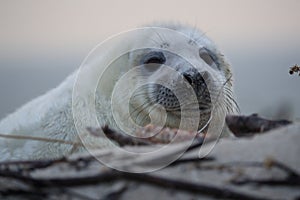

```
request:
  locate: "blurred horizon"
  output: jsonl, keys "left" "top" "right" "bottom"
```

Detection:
{"left": 0, "top": 0, "right": 299, "bottom": 120}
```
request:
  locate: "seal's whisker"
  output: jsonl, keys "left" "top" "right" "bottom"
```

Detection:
{"left": 188, "top": 24, "right": 198, "bottom": 44}
{"left": 130, "top": 90, "right": 157, "bottom": 100}
{"left": 129, "top": 101, "right": 151, "bottom": 122}
{"left": 139, "top": 102, "right": 163, "bottom": 126}
{"left": 147, "top": 37, "right": 161, "bottom": 46}
{"left": 149, "top": 28, "right": 166, "bottom": 44}
{"left": 194, "top": 31, "right": 209, "bottom": 44}
{"left": 209, "top": 74, "right": 237, "bottom": 114}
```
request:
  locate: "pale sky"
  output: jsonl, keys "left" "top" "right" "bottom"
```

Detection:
{"left": 1, "top": 0, "right": 299, "bottom": 61}
{"left": 0, "top": 0, "right": 299, "bottom": 119}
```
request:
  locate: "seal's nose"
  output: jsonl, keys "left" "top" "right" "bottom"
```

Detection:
{"left": 182, "top": 73, "right": 194, "bottom": 85}
{"left": 182, "top": 69, "right": 204, "bottom": 86}
{"left": 181, "top": 69, "right": 211, "bottom": 108}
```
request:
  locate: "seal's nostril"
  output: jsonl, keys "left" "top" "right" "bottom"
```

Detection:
{"left": 183, "top": 73, "right": 193, "bottom": 85}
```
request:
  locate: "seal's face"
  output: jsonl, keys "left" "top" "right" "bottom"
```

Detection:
{"left": 124, "top": 23, "right": 238, "bottom": 132}
{"left": 128, "top": 49, "right": 213, "bottom": 130}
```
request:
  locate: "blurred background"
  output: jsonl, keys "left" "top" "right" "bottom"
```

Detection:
{"left": 0, "top": 0, "right": 299, "bottom": 120}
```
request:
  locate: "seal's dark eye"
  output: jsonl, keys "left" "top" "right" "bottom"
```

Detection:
{"left": 142, "top": 51, "right": 166, "bottom": 64}
{"left": 199, "top": 48, "right": 219, "bottom": 70}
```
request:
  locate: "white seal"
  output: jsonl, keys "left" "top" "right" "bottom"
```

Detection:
{"left": 0, "top": 22, "right": 238, "bottom": 160}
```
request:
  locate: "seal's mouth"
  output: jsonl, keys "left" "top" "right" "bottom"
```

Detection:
{"left": 154, "top": 81, "right": 212, "bottom": 130}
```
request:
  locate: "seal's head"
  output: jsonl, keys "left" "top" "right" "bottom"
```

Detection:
{"left": 97, "top": 22, "right": 238, "bottom": 134}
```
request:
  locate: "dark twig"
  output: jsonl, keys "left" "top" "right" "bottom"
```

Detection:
{"left": 0, "top": 157, "right": 67, "bottom": 172}
{"left": 87, "top": 126, "right": 152, "bottom": 146}
{"left": 0, "top": 133, "right": 83, "bottom": 146}
{"left": 217, "top": 160, "right": 300, "bottom": 187}
{"left": 0, "top": 169, "right": 272, "bottom": 200}
{"left": 231, "top": 177, "right": 300, "bottom": 187}
{"left": 185, "top": 137, "right": 204, "bottom": 151}
{"left": 0, "top": 188, "right": 47, "bottom": 200}
{"left": 228, "top": 160, "right": 300, "bottom": 178}
{"left": 63, "top": 189, "right": 100, "bottom": 200}
{"left": 100, "top": 183, "right": 129, "bottom": 200}
{"left": 119, "top": 173, "right": 271, "bottom": 200}
{"left": 272, "top": 160, "right": 300, "bottom": 178}
{"left": 226, "top": 114, "right": 292, "bottom": 137}
{"left": 89, "top": 125, "right": 207, "bottom": 147}
{"left": 169, "top": 157, "right": 214, "bottom": 167}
